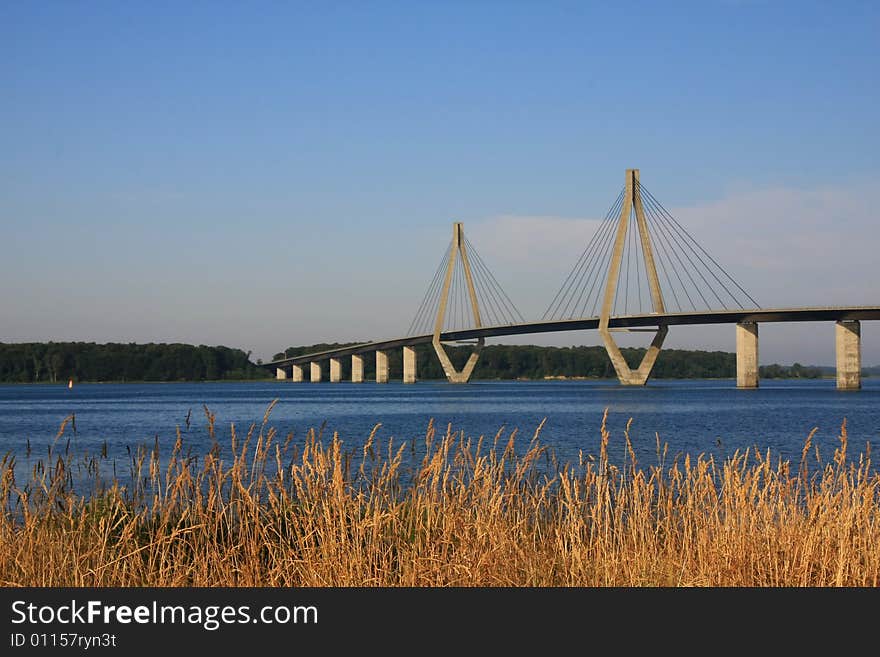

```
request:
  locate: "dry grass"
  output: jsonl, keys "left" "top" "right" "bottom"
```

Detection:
{"left": 1, "top": 402, "right": 878, "bottom": 587}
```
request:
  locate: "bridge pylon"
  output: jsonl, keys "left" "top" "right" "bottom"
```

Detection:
{"left": 599, "top": 169, "right": 668, "bottom": 385}
{"left": 433, "top": 222, "right": 484, "bottom": 383}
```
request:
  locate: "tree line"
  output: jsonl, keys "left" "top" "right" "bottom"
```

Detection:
{"left": 0, "top": 342, "right": 266, "bottom": 383}
{"left": 0, "top": 340, "right": 834, "bottom": 384}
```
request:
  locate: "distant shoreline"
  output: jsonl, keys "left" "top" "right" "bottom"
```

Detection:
{"left": 6, "top": 341, "right": 877, "bottom": 384}
{"left": 1, "top": 374, "right": 866, "bottom": 385}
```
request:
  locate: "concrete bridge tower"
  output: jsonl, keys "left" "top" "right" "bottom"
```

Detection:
{"left": 432, "top": 222, "right": 484, "bottom": 383}
{"left": 598, "top": 168, "right": 668, "bottom": 385}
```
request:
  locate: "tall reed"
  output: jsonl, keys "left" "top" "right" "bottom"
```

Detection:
{"left": 1, "top": 404, "right": 877, "bottom": 586}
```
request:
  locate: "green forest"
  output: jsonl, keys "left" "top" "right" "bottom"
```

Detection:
{"left": 0, "top": 340, "right": 834, "bottom": 384}
{"left": 0, "top": 342, "right": 266, "bottom": 383}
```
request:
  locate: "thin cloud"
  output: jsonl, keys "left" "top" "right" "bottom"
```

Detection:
{"left": 467, "top": 214, "right": 604, "bottom": 269}
{"left": 672, "top": 178, "right": 879, "bottom": 307}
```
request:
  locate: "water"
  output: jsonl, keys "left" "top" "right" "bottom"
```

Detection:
{"left": 1, "top": 378, "right": 879, "bottom": 487}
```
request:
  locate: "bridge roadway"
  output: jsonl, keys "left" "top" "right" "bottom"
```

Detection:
{"left": 266, "top": 305, "right": 880, "bottom": 369}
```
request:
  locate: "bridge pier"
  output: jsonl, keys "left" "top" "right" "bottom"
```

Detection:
{"left": 736, "top": 321, "right": 759, "bottom": 389}
{"left": 376, "top": 350, "right": 389, "bottom": 383}
{"left": 276, "top": 366, "right": 288, "bottom": 380}
{"left": 836, "top": 320, "right": 861, "bottom": 390}
{"left": 433, "top": 340, "right": 482, "bottom": 383}
{"left": 310, "top": 362, "right": 322, "bottom": 383}
{"left": 351, "top": 354, "right": 364, "bottom": 383}
{"left": 403, "top": 346, "right": 417, "bottom": 383}
{"left": 330, "top": 357, "right": 342, "bottom": 383}
{"left": 292, "top": 364, "right": 304, "bottom": 382}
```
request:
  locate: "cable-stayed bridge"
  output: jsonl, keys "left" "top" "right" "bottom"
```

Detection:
{"left": 266, "top": 169, "right": 880, "bottom": 389}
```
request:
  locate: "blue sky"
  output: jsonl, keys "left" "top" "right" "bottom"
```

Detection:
{"left": 2, "top": 1, "right": 878, "bottom": 365}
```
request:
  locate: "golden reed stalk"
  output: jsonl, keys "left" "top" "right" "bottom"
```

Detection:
{"left": 1, "top": 406, "right": 877, "bottom": 586}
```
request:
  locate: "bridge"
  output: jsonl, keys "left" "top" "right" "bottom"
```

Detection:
{"left": 266, "top": 169, "right": 879, "bottom": 390}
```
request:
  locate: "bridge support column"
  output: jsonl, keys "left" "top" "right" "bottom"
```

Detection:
{"left": 330, "top": 358, "right": 342, "bottom": 383}
{"left": 836, "top": 320, "right": 861, "bottom": 390}
{"left": 292, "top": 364, "right": 304, "bottom": 382}
{"left": 736, "top": 322, "right": 759, "bottom": 389}
{"left": 310, "top": 362, "right": 322, "bottom": 383}
{"left": 351, "top": 355, "right": 364, "bottom": 383}
{"left": 276, "top": 367, "right": 288, "bottom": 380}
{"left": 403, "top": 346, "right": 417, "bottom": 384}
{"left": 376, "top": 350, "right": 389, "bottom": 383}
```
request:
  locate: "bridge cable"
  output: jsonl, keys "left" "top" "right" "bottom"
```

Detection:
{"left": 642, "top": 196, "right": 704, "bottom": 310}
{"left": 421, "top": 243, "right": 454, "bottom": 334}
{"left": 641, "top": 182, "right": 749, "bottom": 307}
{"left": 565, "top": 201, "right": 619, "bottom": 319}
{"left": 451, "top": 253, "right": 461, "bottom": 331}
{"left": 464, "top": 246, "right": 506, "bottom": 326}
{"left": 625, "top": 208, "right": 636, "bottom": 314}
{"left": 408, "top": 241, "right": 453, "bottom": 336}
{"left": 584, "top": 199, "right": 625, "bottom": 317}
{"left": 642, "top": 194, "right": 725, "bottom": 308}
{"left": 462, "top": 259, "right": 474, "bottom": 327}
{"left": 474, "top": 259, "right": 509, "bottom": 326}
{"left": 472, "top": 256, "right": 513, "bottom": 325}
{"left": 456, "top": 253, "right": 468, "bottom": 330}
{"left": 474, "top": 262, "right": 503, "bottom": 327}
{"left": 460, "top": 255, "right": 471, "bottom": 328}
{"left": 622, "top": 210, "right": 630, "bottom": 314}
{"left": 461, "top": 239, "right": 500, "bottom": 326}
{"left": 636, "top": 212, "right": 644, "bottom": 314}
{"left": 452, "top": 256, "right": 460, "bottom": 331}
{"left": 447, "top": 252, "right": 457, "bottom": 332}
{"left": 542, "top": 188, "right": 624, "bottom": 320}
{"left": 410, "top": 242, "right": 452, "bottom": 336}
{"left": 427, "top": 246, "right": 454, "bottom": 330}
{"left": 614, "top": 210, "right": 630, "bottom": 316}
{"left": 642, "top": 188, "right": 742, "bottom": 310}
{"left": 639, "top": 183, "right": 760, "bottom": 309}
{"left": 463, "top": 236, "right": 526, "bottom": 324}
{"left": 633, "top": 208, "right": 658, "bottom": 313}
{"left": 629, "top": 210, "right": 639, "bottom": 314}
{"left": 471, "top": 240, "right": 526, "bottom": 324}
{"left": 632, "top": 208, "right": 641, "bottom": 313}
{"left": 559, "top": 189, "right": 623, "bottom": 319}
{"left": 641, "top": 197, "right": 688, "bottom": 313}
{"left": 591, "top": 191, "right": 622, "bottom": 312}
{"left": 563, "top": 190, "right": 624, "bottom": 319}
{"left": 639, "top": 187, "right": 727, "bottom": 308}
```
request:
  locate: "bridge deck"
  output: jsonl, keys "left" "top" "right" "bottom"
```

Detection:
{"left": 265, "top": 306, "right": 880, "bottom": 368}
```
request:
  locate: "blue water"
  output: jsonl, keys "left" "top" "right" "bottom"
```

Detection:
{"left": 1, "top": 378, "right": 878, "bottom": 484}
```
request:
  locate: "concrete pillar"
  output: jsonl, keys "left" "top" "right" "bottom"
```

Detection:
{"left": 276, "top": 367, "right": 288, "bottom": 380}
{"left": 836, "top": 320, "right": 861, "bottom": 390}
{"left": 292, "top": 364, "right": 304, "bottom": 382}
{"left": 351, "top": 354, "right": 364, "bottom": 383}
{"left": 403, "top": 346, "right": 417, "bottom": 384}
{"left": 310, "top": 361, "right": 322, "bottom": 383}
{"left": 330, "top": 357, "right": 342, "bottom": 383}
{"left": 376, "top": 350, "right": 389, "bottom": 384}
{"left": 736, "top": 321, "right": 759, "bottom": 389}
